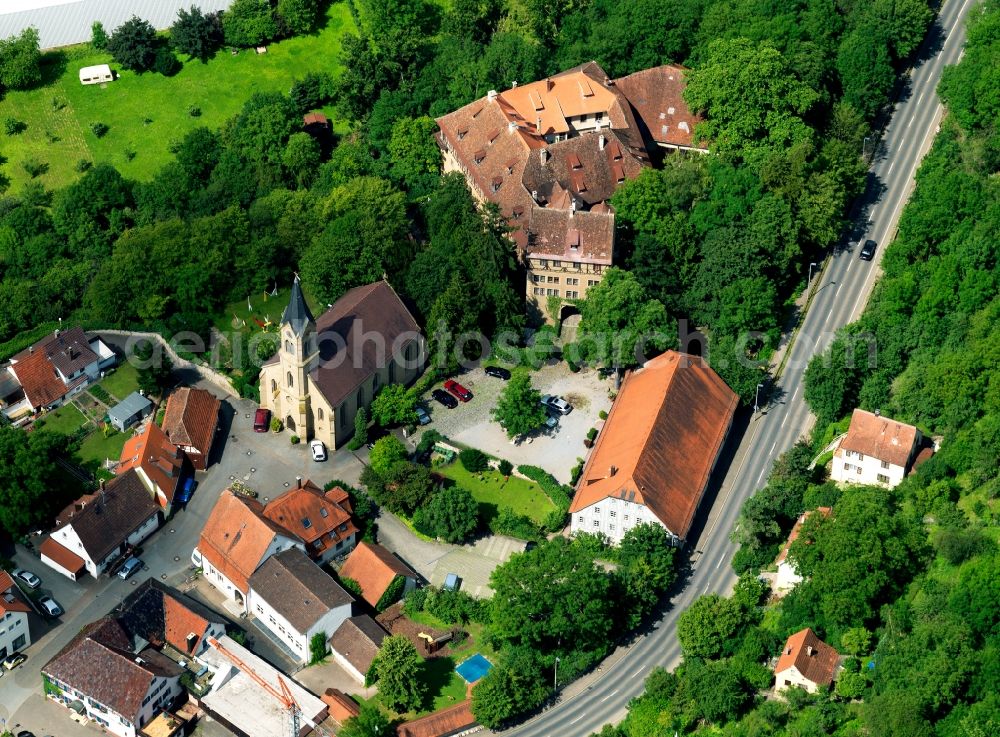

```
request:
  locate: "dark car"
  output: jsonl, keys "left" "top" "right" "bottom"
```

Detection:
{"left": 859, "top": 239, "right": 877, "bottom": 260}
{"left": 175, "top": 477, "right": 197, "bottom": 505}
{"left": 444, "top": 379, "right": 473, "bottom": 402}
{"left": 432, "top": 389, "right": 458, "bottom": 409}
{"left": 484, "top": 366, "right": 511, "bottom": 380}
{"left": 253, "top": 407, "right": 271, "bottom": 432}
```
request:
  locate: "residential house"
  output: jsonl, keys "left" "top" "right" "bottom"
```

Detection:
{"left": 43, "top": 617, "right": 185, "bottom": 737}
{"left": 261, "top": 478, "right": 358, "bottom": 564}
{"left": 774, "top": 628, "right": 840, "bottom": 694}
{"left": 338, "top": 541, "right": 417, "bottom": 609}
{"left": 118, "top": 421, "right": 184, "bottom": 513}
{"left": 199, "top": 635, "right": 328, "bottom": 737}
{"left": 194, "top": 489, "right": 304, "bottom": 613}
{"left": 831, "top": 409, "right": 929, "bottom": 488}
{"left": 42, "top": 470, "right": 162, "bottom": 579}
{"left": 569, "top": 351, "right": 738, "bottom": 545}
{"left": 435, "top": 62, "right": 705, "bottom": 322}
{"left": 396, "top": 701, "right": 478, "bottom": 737}
{"left": 329, "top": 615, "right": 389, "bottom": 684}
{"left": 108, "top": 391, "right": 153, "bottom": 432}
{"left": 773, "top": 508, "right": 832, "bottom": 593}
{"left": 322, "top": 689, "right": 360, "bottom": 724}
{"left": 0, "top": 570, "right": 31, "bottom": 659}
{"left": 161, "top": 387, "right": 221, "bottom": 470}
{"left": 258, "top": 277, "right": 425, "bottom": 447}
{"left": 248, "top": 548, "right": 355, "bottom": 663}
{"left": 1, "top": 326, "right": 116, "bottom": 421}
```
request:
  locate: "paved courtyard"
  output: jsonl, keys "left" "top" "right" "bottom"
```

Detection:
{"left": 413, "top": 363, "right": 614, "bottom": 483}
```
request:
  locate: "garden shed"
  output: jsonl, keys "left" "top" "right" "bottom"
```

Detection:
{"left": 108, "top": 391, "right": 152, "bottom": 432}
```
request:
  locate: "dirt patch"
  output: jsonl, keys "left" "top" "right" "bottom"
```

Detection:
{"left": 375, "top": 603, "right": 472, "bottom": 659}
{"left": 563, "top": 392, "right": 590, "bottom": 411}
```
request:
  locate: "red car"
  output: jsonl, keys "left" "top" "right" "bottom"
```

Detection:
{"left": 253, "top": 408, "right": 271, "bottom": 432}
{"left": 444, "top": 379, "right": 473, "bottom": 402}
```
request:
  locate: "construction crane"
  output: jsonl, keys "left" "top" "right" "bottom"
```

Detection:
{"left": 207, "top": 637, "right": 304, "bottom": 737}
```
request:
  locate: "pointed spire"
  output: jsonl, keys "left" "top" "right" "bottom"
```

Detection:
{"left": 280, "top": 275, "right": 315, "bottom": 336}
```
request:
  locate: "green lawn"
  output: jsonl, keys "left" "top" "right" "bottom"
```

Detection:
{"left": 97, "top": 362, "right": 140, "bottom": 402}
{"left": 0, "top": 3, "right": 356, "bottom": 193}
{"left": 437, "top": 463, "right": 556, "bottom": 524}
{"left": 37, "top": 401, "right": 87, "bottom": 435}
{"left": 78, "top": 427, "right": 132, "bottom": 466}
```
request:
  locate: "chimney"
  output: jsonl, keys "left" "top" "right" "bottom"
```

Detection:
{"left": 512, "top": 80, "right": 518, "bottom": 88}
{"left": 531, "top": 190, "right": 538, "bottom": 201}
{"left": 186, "top": 632, "right": 198, "bottom": 653}
{"left": 807, "top": 646, "right": 814, "bottom": 656}
{"left": 609, "top": 465, "right": 617, "bottom": 477}
{"left": 599, "top": 134, "right": 605, "bottom": 151}
{"left": 99, "top": 478, "right": 106, "bottom": 491}
{"left": 570, "top": 200, "right": 576, "bottom": 217}
{"left": 546, "top": 78, "right": 554, "bottom": 91}
{"left": 875, "top": 409, "right": 881, "bottom": 417}
{"left": 296, "top": 476, "right": 303, "bottom": 489}
{"left": 487, "top": 89, "right": 497, "bottom": 102}
{"left": 540, "top": 148, "right": 548, "bottom": 165}
{"left": 507, "top": 121, "right": 518, "bottom": 133}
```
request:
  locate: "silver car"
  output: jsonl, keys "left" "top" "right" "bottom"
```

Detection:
{"left": 39, "top": 596, "right": 63, "bottom": 617}
{"left": 541, "top": 394, "right": 572, "bottom": 415}
{"left": 12, "top": 568, "right": 40, "bottom": 589}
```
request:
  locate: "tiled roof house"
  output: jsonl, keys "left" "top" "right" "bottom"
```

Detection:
{"left": 773, "top": 507, "right": 832, "bottom": 593}
{"left": 42, "top": 470, "right": 162, "bottom": 579}
{"left": 396, "top": 701, "right": 478, "bottom": 737}
{"left": 831, "top": 409, "right": 929, "bottom": 488}
{"left": 774, "top": 628, "right": 841, "bottom": 694}
{"left": 436, "top": 61, "right": 705, "bottom": 321}
{"left": 261, "top": 479, "right": 358, "bottom": 563}
{"left": 338, "top": 541, "right": 417, "bottom": 609}
{"left": 118, "top": 421, "right": 183, "bottom": 512}
{"left": 570, "top": 351, "right": 738, "bottom": 545}
{"left": 161, "top": 387, "right": 221, "bottom": 470}
{"left": 329, "top": 615, "right": 389, "bottom": 684}
{"left": 0, "top": 570, "right": 32, "bottom": 658}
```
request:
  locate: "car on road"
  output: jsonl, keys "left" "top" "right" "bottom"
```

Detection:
{"left": 415, "top": 406, "right": 431, "bottom": 425}
{"left": 3, "top": 652, "right": 27, "bottom": 670}
{"left": 39, "top": 595, "right": 63, "bottom": 617}
{"left": 12, "top": 568, "right": 40, "bottom": 589}
{"left": 253, "top": 407, "right": 271, "bottom": 432}
{"left": 484, "top": 366, "right": 511, "bottom": 380}
{"left": 118, "top": 556, "right": 143, "bottom": 580}
{"left": 859, "top": 239, "right": 877, "bottom": 260}
{"left": 432, "top": 389, "right": 458, "bottom": 409}
{"left": 541, "top": 394, "right": 572, "bottom": 415}
{"left": 444, "top": 379, "right": 473, "bottom": 402}
{"left": 175, "top": 476, "right": 198, "bottom": 505}
{"left": 310, "top": 439, "right": 327, "bottom": 461}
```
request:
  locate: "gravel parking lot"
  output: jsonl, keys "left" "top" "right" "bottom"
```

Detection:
{"left": 413, "top": 363, "right": 614, "bottom": 483}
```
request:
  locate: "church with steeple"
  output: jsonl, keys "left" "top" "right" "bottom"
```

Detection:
{"left": 258, "top": 278, "right": 424, "bottom": 447}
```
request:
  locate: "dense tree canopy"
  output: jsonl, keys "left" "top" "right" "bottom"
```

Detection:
{"left": 106, "top": 16, "right": 160, "bottom": 72}
{"left": 0, "top": 428, "right": 82, "bottom": 536}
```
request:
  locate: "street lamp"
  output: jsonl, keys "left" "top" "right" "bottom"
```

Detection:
{"left": 808, "top": 261, "right": 818, "bottom": 286}
{"left": 754, "top": 383, "right": 764, "bottom": 413}
{"left": 554, "top": 657, "right": 560, "bottom": 690}
{"left": 863, "top": 136, "right": 872, "bottom": 159}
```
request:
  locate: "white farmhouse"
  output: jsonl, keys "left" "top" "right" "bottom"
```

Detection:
{"left": 248, "top": 548, "right": 355, "bottom": 663}
{"left": 831, "top": 409, "right": 930, "bottom": 488}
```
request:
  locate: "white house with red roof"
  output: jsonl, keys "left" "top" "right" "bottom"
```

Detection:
{"left": 831, "top": 409, "right": 929, "bottom": 488}
{"left": 772, "top": 508, "right": 832, "bottom": 593}
{"left": 0, "top": 570, "right": 32, "bottom": 658}
{"left": 774, "top": 628, "right": 841, "bottom": 694}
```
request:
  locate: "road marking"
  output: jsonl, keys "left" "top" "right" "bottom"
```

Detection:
{"left": 715, "top": 557, "right": 724, "bottom": 570}
{"left": 887, "top": 160, "right": 895, "bottom": 175}
{"left": 769, "top": 441, "right": 777, "bottom": 455}
{"left": 917, "top": 91, "right": 925, "bottom": 107}
{"left": 781, "top": 412, "right": 789, "bottom": 428}
{"left": 908, "top": 114, "right": 914, "bottom": 128}
{"left": 756, "top": 467, "right": 766, "bottom": 486}
{"left": 569, "top": 713, "right": 588, "bottom": 725}
{"left": 630, "top": 664, "right": 648, "bottom": 679}
{"left": 792, "top": 386, "right": 801, "bottom": 402}
{"left": 599, "top": 690, "right": 619, "bottom": 704}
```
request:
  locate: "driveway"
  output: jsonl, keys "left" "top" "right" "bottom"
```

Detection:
{"left": 0, "top": 378, "right": 366, "bottom": 733}
{"left": 414, "top": 363, "right": 613, "bottom": 483}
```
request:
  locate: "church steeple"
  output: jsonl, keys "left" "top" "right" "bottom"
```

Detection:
{"left": 281, "top": 275, "right": 315, "bottom": 337}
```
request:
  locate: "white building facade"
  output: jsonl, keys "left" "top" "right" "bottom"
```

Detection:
{"left": 831, "top": 409, "right": 924, "bottom": 488}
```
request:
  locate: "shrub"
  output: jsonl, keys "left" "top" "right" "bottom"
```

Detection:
{"left": 154, "top": 47, "right": 181, "bottom": 76}
{"left": 375, "top": 574, "right": 406, "bottom": 612}
{"left": 22, "top": 158, "right": 47, "bottom": 178}
{"left": 498, "top": 459, "right": 513, "bottom": 477}
{"left": 598, "top": 410, "right": 608, "bottom": 420}
{"left": 309, "top": 631, "right": 328, "bottom": 664}
{"left": 91, "top": 21, "right": 108, "bottom": 49}
{"left": 124, "top": 147, "right": 136, "bottom": 161}
{"left": 189, "top": 106, "right": 202, "bottom": 117}
{"left": 90, "top": 122, "right": 109, "bottom": 138}
{"left": 270, "top": 417, "right": 283, "bottom": 432}
{"left": 403, "top": 586, "right": 428, "bottom": 614}
{"left": 459, "top": 447, "right": 489, "bottom": 473}
{"left": 339, "top": 576, "right": 363, "bottom": 597}
{"left": 570, "top": 458, "right": 585, "bottom": 485}
{"left": 416, "top": 429, "right": 443, "bottom": 457}
{"left": 516, "top": 465, "right": 572, "bottom": 508}
{"left": 290, "top": 434, "right": 300, "bottom": 444}
{"left": 289, "top": 71, "right": 334, "bottom": 113}
{"left": 4, "top": 118, "right": 25, "bottom": 135}
{"left": 587, "top": 427, "right": 598, "bottom": 441}
{"left": 347, "top": 407, "right": 368, "bottom": 450}
{"left": 489, "top": 507, "right": 542, "bottom": 541}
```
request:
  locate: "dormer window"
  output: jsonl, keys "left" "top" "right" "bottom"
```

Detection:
{"left": 568, "top": 153, "right": 583, "bottom": 170}
{"left": 302, "top": 517, "right": 312, "bottom": 529}
{"left": 491, "top": 176, "right": 503, "bottom": 193}
{"left": 320, "top": 507, "right": 329, "bottom": 518}
{"left": 457, "top": 127, "right": 468, "bottom": 140}
{"left": 474, "top": 149, "right": 486, "bottom": 165}
{"left": 488, "top": 128, "right": 501, "bottom": 144}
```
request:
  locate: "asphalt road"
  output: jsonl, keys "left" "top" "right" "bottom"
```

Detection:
{"left": 506, "top": 2, "right": 976, "bottom": 735}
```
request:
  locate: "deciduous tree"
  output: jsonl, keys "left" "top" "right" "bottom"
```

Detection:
{"left": 370, "top": 384, "right": 418, "bottom": 428}
{"left": 367, "top": 634, "right": 427, "bottom": 712}
{"left": 368, "top": 435, "right": 408, "bottom": 476}
{"left": 491, "top": 370, "right": 547, "bottom": 438}
{"left": 0, "top": 27, "right": 42, "bottom": 90}
{"left": 171, "top": 6, "right": 222, "bottom": 62}
{"left": 414, "top": 485, "right": 478, "bottom": 542}
{"left": 106, "top": 16, "right": 160, "bottom": 72}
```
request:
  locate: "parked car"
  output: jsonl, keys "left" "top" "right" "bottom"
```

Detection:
{"left": 859, "top": 239, "right": 877, "bottom": 260}
{"left": 175, "top": 477, "right": 197, "bottom": 505}
{"left": 415, "top": 406, "right": 431, "bottom": 425}
{"left": 444, "top": 379, "right": 473, "bottom": 402}
{"left": 544, "top": 413, "right": 559, "bottom": 430}
{"left": 310, "top": 439, "right": 327, "bottom": 461}
{"left": 541, "top": 394, "right": 572, "bottom": 415}
{"left": 484, "top": 366, "right": 511, "bottom": 380}
{"left": 16, "top": 731, "right": 36, "bottom": 737}
{"left": 253, "top": 407, "right": 271, "bottom": 432}
{"left": 3, "top": 652, "right": 27, "bottom": 670}
{"left": 432, "top": 389, "right": 458, "bottom": 409}
{"left": 39, "top": 596, "right": 63, "bottom": 617}
{"left": 118, "top": 557, "right": 143, "bottom": 580}
{"left": 12, "top": 568, "right": 40, "bottom": 589}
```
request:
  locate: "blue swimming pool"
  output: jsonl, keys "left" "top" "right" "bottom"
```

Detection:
{"left": 455, "top": 653, "right": 493, "bottom": 683}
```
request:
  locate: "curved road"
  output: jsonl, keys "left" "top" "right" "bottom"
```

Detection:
{"left": 508, "top": 2, "right": 976, "bottom": 735}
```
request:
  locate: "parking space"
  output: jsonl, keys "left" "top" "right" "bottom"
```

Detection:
{"left": 414, "top": 363, "right": 613, "bottom": 483}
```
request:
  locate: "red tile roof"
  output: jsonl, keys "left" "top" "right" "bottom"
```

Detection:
{"left": 199, "top": 490, "right": 300, "bottom": 593}
{"left": 262, "top": 480, "right": 357, "bottom": 553}
{"left": 118, "top": 421, "right": 183, "bottom": 506}
{"left": 613, "top": 64, "right": 704, "bottom": 149}
{"left": 840, "top": 409, "right": 920, "bottom": 468}
{"left": 338, "top": 541, "right": 416, "bottom": 608}
{"left": 396, "top": 700, "right": 477, "bottom": 737}
{"left": 162, "top": 387, "right": 221, "bottom": 459}
{"left": 775, "top": 628, "right": 840, "bottom": 687}
{"left": 570, "top": 351, "right": 738, "bottom": 539}
{"left": 322, "top": 689, "right": 360, "bottom": 723}
{"left": 10, "top": 347, "right": 70, "bottom": 409}
{"left": 0, "top": 571, "right": 31, "bottom": 615}
{"left": 39, "top": 537, "right": 86, "bottom": 575}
